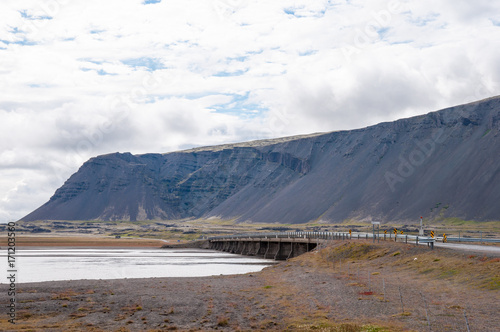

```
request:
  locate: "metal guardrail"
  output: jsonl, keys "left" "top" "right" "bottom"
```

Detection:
{"left": 209, "top": 231, "right": 436, "bottom": 246}
{"left": 209, "top": 231, "right": 349, "bottom": 240}
{"left": 438, "top": 237, "right": 500, "bottom": 243}
{"left": 209, "top": 231, "right": 500, "bottom": 244}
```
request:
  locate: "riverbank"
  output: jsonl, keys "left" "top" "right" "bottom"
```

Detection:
{"left": 1, "top": 240, "right": 499, "bottom": 331}
{"left": 14, "top": 235, "right": 169, "bottom": 248}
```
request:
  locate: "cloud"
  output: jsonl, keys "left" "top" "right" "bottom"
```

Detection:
{"left": 0, "top": 0, "right": 499, "bottom": 222}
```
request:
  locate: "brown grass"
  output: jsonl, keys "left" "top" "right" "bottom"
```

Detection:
{"left": 315, "top": 240, "right": 500, "bottom": 291}
{"left": 51, "top": 290, "right": 81, "bottom": 300}
{"left": 216, "top": 315, "right": 229, "bottom": 326}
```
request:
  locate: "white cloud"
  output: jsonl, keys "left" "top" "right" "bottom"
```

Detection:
{"left": 0, "top": 0, "right": 499, "bottom": 222}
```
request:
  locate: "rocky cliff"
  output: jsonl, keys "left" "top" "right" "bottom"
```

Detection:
{"left": 21, "top": 96, "right": 500, "bottom": 223}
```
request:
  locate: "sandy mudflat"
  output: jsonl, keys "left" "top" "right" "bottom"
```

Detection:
{"left": 2, "top": 240, "right": 499, "bottom": 331}
{"left": 14, "top": 235, "right": 169, "bottom": 248}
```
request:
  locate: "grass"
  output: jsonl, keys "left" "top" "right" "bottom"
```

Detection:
{"left": 216, "top": 316, "right": 229, "bottom": 327}
{"left": 431, "top": 218, "right": 500, "bottom": 234}
{"left": 314, "top": 240, "right": 500, "bottom": 292}
{"left": 285, "top": 321, "right": 389, "bottom": 331}
{"left": 120, "top": 304, "right": 144, "bottom": 315}
{"left": 486, "top": 276, "right": 500, "bottom": 290}
{"left": 51, "top": 290, "right": 80, "bottom": 300}
{"left": 440, "top": 217, "right": 478, "bottom": 226}
{"left": 319, "top": 242, "right": 389, "bottom": 263}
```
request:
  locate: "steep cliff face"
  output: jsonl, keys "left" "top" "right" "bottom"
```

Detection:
{"left": 22, "top": 96, "right": 500, "bottom": 223}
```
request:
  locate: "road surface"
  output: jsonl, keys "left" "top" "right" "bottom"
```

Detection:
{"left": 433, "top": 242, "right": 500, "bottom": 255}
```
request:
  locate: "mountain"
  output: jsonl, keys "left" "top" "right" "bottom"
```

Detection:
{"left": 21, "top": 96, "right": 500, "bottom": 223}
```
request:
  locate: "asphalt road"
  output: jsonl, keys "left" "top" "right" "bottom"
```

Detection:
{"left": 434, "top": 242, "right": 500, "bottom": 255}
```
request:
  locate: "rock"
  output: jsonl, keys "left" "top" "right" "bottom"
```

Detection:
{"left": 21, "top": 96, "right": 500, "bottom": 223}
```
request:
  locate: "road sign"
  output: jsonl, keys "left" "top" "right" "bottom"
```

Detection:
{"left": 443, "top": 233, "right": 447, "bottom": 243}
{"left": 384, "top": 230, "right": 387, "bottom": 234}
{"left": 400, "top": 230, "right": 404, "bottom": 235}
{"left": 393, "top": 228, "right": 397, "bottom": 234}
{"left": 430, "top": 231, "right": 434, "bottom": 238}
{"left": 349, "top": 229, "right": 352, "bottom": 235}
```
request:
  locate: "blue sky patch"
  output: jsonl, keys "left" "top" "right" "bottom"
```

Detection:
{"left": 213, "top": 69, "right": 247, "bottom": 77}
{"left": 299, "top": 50, "right": 317, "bottom": 56}
{"left": 19, "top": 10, "right": 53, "bottom": 20}
{"left": 390, "top": 40, "right": 412, "bottom": 45}
{"left": 28, "top": 83, "right": 52, "bottom": 88}
{"left": 227, "top": 55, "right": 248, "bottom": 62}
{"left": 209, "top": 92, "right": 267, "bottom": 118}
{"left": 376, "top": 27, "right": 390, "bottom": 38}
{"left": 408, "top": 13, "right": 440, "bottom": 27}
{"left": 80, "top": 67, "right": 115, "bottom": 76}
{"left": 0, "top": 38, "right": 37, "bottom": 46}
{"left": 9, "top": 27, "right": 21, "bottom": 34}
{"left": 143, "top": 0, "right": 161, "bottom": 4}
{"left": 97, "top": 69, "right": 115, "bottom": 76}
{"left": 121, "top": 57, "right": 165, "bottom": 71}
{"left": 283, "top": 7, "right": 326, "bottom": 18}
{"left": 79, "top": 58, "right": 105, "bottom": 65}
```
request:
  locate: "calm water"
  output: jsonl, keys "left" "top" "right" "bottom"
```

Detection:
{"left": 1, "top": 248, "right": 275, "bottom": 283}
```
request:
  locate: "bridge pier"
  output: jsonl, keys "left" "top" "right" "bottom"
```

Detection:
{"left": 209, "top": 238, "right": 318, "bottom": 260}
{"left": 257, "top": 241, "right": 267, "bottom": 257}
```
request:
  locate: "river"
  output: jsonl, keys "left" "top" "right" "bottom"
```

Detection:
{"left": 1, "top": 248, "right": 276, "bottom": 283}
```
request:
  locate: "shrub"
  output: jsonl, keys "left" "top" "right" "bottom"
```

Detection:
{"left": 217, "top": 316, "right": 229, "bottom": 326}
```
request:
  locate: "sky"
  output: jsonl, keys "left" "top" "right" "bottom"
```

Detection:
{"left": 1, "top": 0, "right": 500, "bottom": 223}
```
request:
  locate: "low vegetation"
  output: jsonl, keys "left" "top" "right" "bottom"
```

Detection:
{"left": 314, "top": 241, "right": 500, "bottom": 291}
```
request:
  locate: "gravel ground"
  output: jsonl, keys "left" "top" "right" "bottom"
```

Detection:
{"left": 2, "top": 241, "right": 499, "bottom": 331}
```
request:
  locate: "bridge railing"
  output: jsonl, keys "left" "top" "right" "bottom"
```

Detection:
{"left": 208, "top": 231, "right": 349, "bottom": 240}
{"left": 440, "top": 237, "right": 500, "bottom": 243}
{"left": 208, "top": 231, "right": 436, "bottom": 246}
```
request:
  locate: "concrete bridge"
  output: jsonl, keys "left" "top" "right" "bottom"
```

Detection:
{"left": 209, "top": 232, "right": 353, "bottom": 260}
{"left": 208, "top": 231, "right": 435, "bottom": 260}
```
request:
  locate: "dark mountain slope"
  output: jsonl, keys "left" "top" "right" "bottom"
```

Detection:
{"left": 21, "top": 96, "right": 500, "bottom": 223}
